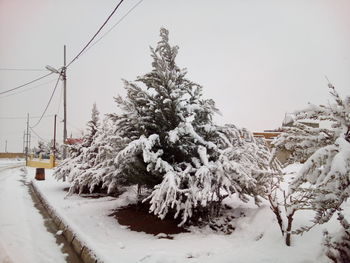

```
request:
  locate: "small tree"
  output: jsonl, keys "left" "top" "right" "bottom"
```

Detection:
{"left": 69, "top": 118, "right": 127, "bottom": 195}
{"left": 273, "top": 84, "right": 350, "bottom": 246}
{"left": 54, "top": 103, "right": 100, "bottom": 186}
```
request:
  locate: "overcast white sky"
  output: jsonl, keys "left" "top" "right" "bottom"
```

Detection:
{"left": 1, "top": 0, "right": 350, "bottom": 152}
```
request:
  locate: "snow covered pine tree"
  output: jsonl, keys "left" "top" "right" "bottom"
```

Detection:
{"left": 54, "top": 103, "right": 100, "bottom": 191}
{"left": 108, "top": 28, "right": 280, "bottom": 226}
{"left": 73, "top": 117, "right": 127, "bottom": 195}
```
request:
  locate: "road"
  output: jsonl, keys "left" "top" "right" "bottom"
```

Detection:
{"left": 0, "top": 161, "right": 82, "bottom": 263}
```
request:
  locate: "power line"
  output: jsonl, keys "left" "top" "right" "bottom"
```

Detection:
{"left": 57, "top": 115, "right": 83, "bottom": 133}
{"left": 0, "top": 68, "right": 46, "bottom": 72}
{"left": 83, "top": 0, "right": 144, "bottom": 54}
{"left": 67, "top": 0, "right": 125, "bottom": 67}
{"left": 0, "top": 115, "right": 54, "bottom": 120}
{"left": 29, "top": 127, "right": 49, "bottom": 144}
{"left": 0, "top": 72, "right": 53, "bottom": 95}
{"left": 0, "top": 78, "right": 57, "bottom": 99}
{"left": 31, "top": 76, "right": 61, "bottom": 128}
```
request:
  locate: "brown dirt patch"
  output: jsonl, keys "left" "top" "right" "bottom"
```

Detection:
{"left": 110, "top": 203, "right": 188, "bottom": 237}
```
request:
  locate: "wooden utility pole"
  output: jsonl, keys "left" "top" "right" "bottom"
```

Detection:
{"left": 63, "top": 45, "right": 67, "bottom": 160}
{"left": 25, "top": 113, "right": 29, "bottom": 166}
{"left": 53, "top": 114, "right": 57, "bottom": 164}
{"left": 23, "top": 131, "right": 25, "bottom": 153}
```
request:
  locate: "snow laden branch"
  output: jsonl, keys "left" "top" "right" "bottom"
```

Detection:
{"left": 272, "top": 84, "right": 350, "bottom": 246}
{"left": 323, "top": 212, "right": 350, "bottom": 262}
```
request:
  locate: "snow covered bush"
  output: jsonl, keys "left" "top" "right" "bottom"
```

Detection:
{"left": 277, "top": 84, "right": 350, "bottom": 245}
{"left": 323, "top": 213, "right": 350, "bottom": 263}
{"left": 290, "top": 84, "right": 350, "bottom": 225}
{"left": 107, "top": 28, "right": 281, "bottom": 225}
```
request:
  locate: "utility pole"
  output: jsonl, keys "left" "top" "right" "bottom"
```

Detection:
{"left": 23, "top": 131, "right": 25, "bottom": 153}
{"left": 62, "top": 45, "right": 68, "bottom": 160}
{"left": 5, "top": 140, "right": 7, "bottom": 152}
{"left": 25, "top": 113, "right": 29, "bottom": 166}
{"left": 62, "top": 46, "right": 67, "bottom": 181}
{"left": 53, "top": 114, "right": 57, "bottom": 164}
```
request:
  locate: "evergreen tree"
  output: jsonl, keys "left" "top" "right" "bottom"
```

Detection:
{"left": 54, "top": 103, "right": 100, "bottom": 187}
{"left": 69, "top": 118, "right": 127, "bottom": 195}
{"left": 83, "top": 103, "right": 99, "bottom": 148}
{"left": 108, "top": 28, "right": 280, "bottom": 225}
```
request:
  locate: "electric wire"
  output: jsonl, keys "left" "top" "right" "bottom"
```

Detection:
{"left": 0, "top": 115, "right": 54, "bottom": 120}
{"left": 66, "top": 0, "right": 124, "bottom": 67}
{"left": 83, "top": 0, "right": 144, "bottom": 54}
{"left": 29, "top": 127, "right": 49, "bottom": 143}
{"left": 0, "top": 78, "right": 57, "bottom": 99}
{"left": 0, "top": 72, "right": 53, "bottom": 95}
{"left": 57, "top": 115, "right": 83, "bottom": 133}
{"left": 0, "top": 68, "right": 46, "bottom": 72}
{"left": 30, "top": 75, "right": 61, "bottom": 128}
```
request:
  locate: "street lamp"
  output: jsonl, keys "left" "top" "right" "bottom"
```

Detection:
{"left": 45, "top": 65, "right": 61, "bottom": 75}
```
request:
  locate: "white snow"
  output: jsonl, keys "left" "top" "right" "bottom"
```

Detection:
{"left": 0, "top": 160, "right": 67, "bottom": 263}
{"left": 28, "top": 164, "right": 350, "bottom": 263}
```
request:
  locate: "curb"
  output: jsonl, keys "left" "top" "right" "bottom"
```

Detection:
{"left": 30, "top": 182, "right": 100, "bottom": 263}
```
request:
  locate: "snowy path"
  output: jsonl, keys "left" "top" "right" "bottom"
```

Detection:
{"left": 0, "top": 163, "right": 67, "bottom": 263}
{"left": 0, "top": 162, "right": 24, "bottom": 172}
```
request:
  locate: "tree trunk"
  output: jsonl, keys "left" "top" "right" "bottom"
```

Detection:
{"left": 285, "top": 211, "right": 295, "bottom": 246}
{"left": 268, "top": 195, "right": 284, "bottom": 236}
{"left": 137, "top": 184, "right": 142, "bottom": 199}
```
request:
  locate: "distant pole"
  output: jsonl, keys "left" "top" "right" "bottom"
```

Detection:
{"left": 26, "top": 113, "right": 29, "bottom": 166}
{"left": 63, "top": 45, "right": 67, "bottom": 160}
{"left": 5, "top": 140, "right": 7, "bottom": 152}
{"left": 23, "top": 131, "right": 25, "bottom": 153}
{"left": 53, "top": 114, "right": 57, "bottom": 163}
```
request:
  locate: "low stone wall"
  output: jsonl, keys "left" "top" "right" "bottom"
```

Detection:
{"left": 0, "top": 152, "right": 25, "bottom": 158}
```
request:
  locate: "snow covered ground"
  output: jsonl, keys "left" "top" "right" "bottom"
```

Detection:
{"left": 0, "top": 160, "right": 67, "bottom": 263}
{"left": 29, "top": 164, "right": 349, "bottom": 263}
{"left": 0, "top": 158, "right": 24, "bottom": 171}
